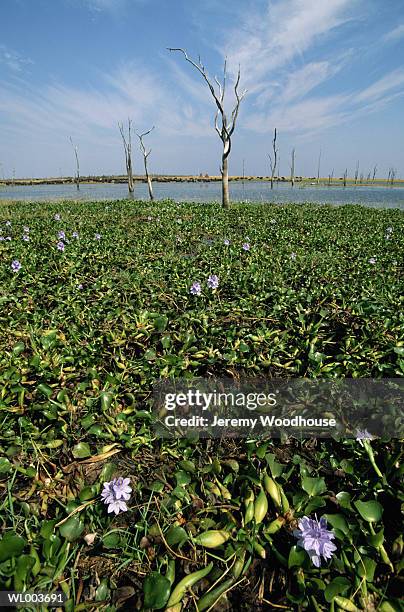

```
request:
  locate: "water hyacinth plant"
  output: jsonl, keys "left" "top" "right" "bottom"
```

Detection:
{"left": 101, "top": 477, "right": 132, "bottom": 514}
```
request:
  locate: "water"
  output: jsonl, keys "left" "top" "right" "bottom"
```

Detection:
{"left": 0, "top": 180, "right": 403, "bottom": 209}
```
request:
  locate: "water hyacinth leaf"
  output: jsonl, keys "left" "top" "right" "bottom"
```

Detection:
{"left": 143, "top": 572, "right": 171, "bottom": 609}
{"left": 154, "top": 315, "right": 168, "bottom": 332}
{"left": 95, "top": 578, "right": 110, "bottom": 602}
{"left": 325, "top": 514, "right": 351, "bottom": 538}
{"left": 367, "top": 528, "right": 384, "bottom": 548}
{"left": 59, "top": 517, "right": 85, "bottom": 542}
{"left": 166, "top": 526, "right": 188, "bottom": 547}
{"left": 354, "top": 500, "right": 383, "bottom": 522}
{"left": 324, "top": 577, "right": 351, "bottom": 602}
{"left": 102, "top": 533, "right": 121, "bottom": 549}
{"left": 15, "top": 555, "right": 35, "bottom": 583}
{"left": 72, "top": 442, "right": 92, "bottom": 459}
{"left": 0, "top": 533, "right": 26, "bottom": 562}
{"left": 0, "top": 457, "right": 12, "bottom": 474}
{"left": 357, "top": 556, "right": 377, "bottom": 582}
{"left": 288, "top": 545, "right": 307, "bottom": 568}
{"left": 304, "top": 496, "right": 326, "bottom": 515}
{"left": 301, "top": 476, "right": 326, "bottom": 497}
{"left": 336, "top": 491, "right": 353, "bottom": 510}
{"left": 175, "top": 470, "right": 191, "bottom": 487}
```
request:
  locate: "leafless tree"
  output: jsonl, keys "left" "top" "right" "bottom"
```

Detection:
{"left": 290, "top": 147, "right": 295, "bottom": 187}
{"left": 372, "top": 165, "right": 377, "bottom": 181}
{"left": 366, "top": 170, "right": 371, "bottom": 181}
{"left": 359, "top": 172, "right": 364, "bottom": 184}
{"left": 137, "top": 126, "right": 155, "bottom": 201}
{"left": 389, "top": 167, "right": 396, "bottom": 186}
{"left": 69, "top": 137, "right": 80, "bottom": 190}
{"left": 317, "top": 148, "right": 322, "bottom": 185}
{"left": 354, "top": 160, "right": 359, "bottom": 185}
{"left": 118, "top": 119, "right": 134, "bottom": 194}
{"left": 268, "top": 128, "right": 278, "bottom": 189}
{"left": 387, "top": 168, "right": 392, "bottom": 184}
{"left": 328, "top": 168, "right": 334, "bottom": 186}
{"left": 343, "top": 168, "right": 347, "bottom": 187}
{"left": 168, "top": 48, "right": 246, "bottom": 209}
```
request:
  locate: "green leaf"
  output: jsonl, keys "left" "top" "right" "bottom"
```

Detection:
{"left": 166, "top": 526, "right": 188, "bottom": 547}
{"left": 324, "top": 577, "right": 351, "bottom": 602}
{"left": 15, "top": 555, "right": 35, "bottom": 583}
{"left": 59, "top": 517, "right": 85, "bottom": 542}
{"left": 95, "top": 578, "right": 110, "bottom": 602}
{"left": 354, "top": 500, "right": 383, "bottom": 522}
{"left": 72, "top": 442, "right": 92, "bottom": 459}
{"left": 102, "top": 532, "right": 121, "bottom": 549}
{"left": 0, "top": 532, "right": 26, "bottom": 562}
{"left": 0, "top": 457, "right": 12, "bottom": 474}
{"left": 302, "top": 476, "right": 326, "bottom": 497}
{"left": 288, "top": 545, "right": 307, "bottom": 568}
{"left": 336, "top": 491, "right": 353, "bottom": 510}
{"left": 325, "top": 514, "right": 350, "bottom": 537}
{"left": 143, "top": 572, "right": 171, "bottom": 609}
{"left": 357, "top": 556, "right": 377, "bottom": 582}
{"left": 367, "top": 528, "right": 384, "bottom": 548}
{"left": 154, "top": 315, "right": 168, "bottom": 332}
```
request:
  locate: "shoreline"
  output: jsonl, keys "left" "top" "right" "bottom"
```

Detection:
{"left": 0, "top": 175, "right": 403, "bottom": 187}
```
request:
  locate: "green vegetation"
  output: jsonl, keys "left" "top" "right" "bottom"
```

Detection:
{"left": 0, "top": 200, "right": 403, "bottom": 610}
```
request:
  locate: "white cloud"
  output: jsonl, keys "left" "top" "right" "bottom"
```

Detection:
{"left": 0, "top": 45, "right": 33, "bottom": 72}
{"left": 383, "top": 23, "right": 404, "bottom": 43}
{"left": 354, "top": 68, "right": 404, "bottom": 103}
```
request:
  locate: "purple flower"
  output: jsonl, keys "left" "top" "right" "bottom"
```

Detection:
{"left": 355, "top": 428, "right": 373, "bottom": 446}
{"left": 368, "top": 257, "right": 376, "bottom": 264}
{"left": 77, "top": 283, "right": 83, "bottom": 290}
{"left": 101, "top": 477, "right": 132, "bottom": 515}
{"left": 294, "top": 516, "right": 336, "bottom": 567}
{"left": 54, "top": 214, "right": 61, "bottom": 221}
{"left": 58, "top": 230, "right": 66, "bottom": 240}
{"left": 0, "top": 237, "right": 4, "bottom": 241}
{"left": 72, "top": 231, "right": 79, "bottom": 239}
{"left": 224, "top": 239, "right": 230, "bottom": 246}
{"left": 94, "top": 233, "right": 101, "bottom": 240}
{"left": 242, "top": 243, "right": 250, "bottom": 251}
{"left": 207, "top": 274, "right": 219, "bottom": 289}
{"left": 290, "top": 252, "right": 297, "bottom": 260}
{"left": 190, "top": 281, "right": 202, "bottom": 296}
{"left": 386, "top": 226, "right": 393, "bottom": 233}
{"left": 11, "top": 259, "right": 22, "bottom": 272}
{"left": 57, "top": 241, "right": 65, "bottom": 251}
{"left": 23, "top": 226, "right": 29, "bottom": 233}
{"left": 5, "top": 221, "right": 11, "bottom": 226}
{"left": 22, "top": 234, "right": 29, "bottom": 241}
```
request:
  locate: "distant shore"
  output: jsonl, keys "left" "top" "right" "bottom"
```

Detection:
{"left": 0, "top": 174, "right": 403, "bottom": 187}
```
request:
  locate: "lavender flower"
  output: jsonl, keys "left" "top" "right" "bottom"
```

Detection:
{"left": 23, "top": 226, "right": 29, "bottom": 233}
{"left": 207, "top": 274, "right": 219, "bottom": 289}
{"left": 242, "top": 243, "right": 250, "bottom": 251}
{"left": 5, "top": 221, "right": 11, "bottom": 226}
{"left": 11, "top": 260, "right": 22, "bottom": 273}
{"left": 386, "top": 226, "right": 393, "bottom": 233}
{"left": 190, "top": 281, "right": 202, "bottom": 296}
{"left": 355, "top": 428, "right": 373, "bottom": 446}
{"left": 57, "top": 241, "right": 65, "bottom": 251}
{"left": 77, "top": 283, "right": 83, "bottom": 290}
{"left": 0, "top": 237, "right": 4, "bottom": 241}
{"left": 147, "top": 216, "right": 152, "bottom": 221}
{"left": 72, "top": 231, "right": 79, "bottom": 239}
{"left": 290, "top": 252, "right": 297, "bottom": 260}
{"left": 54, "top": 213, "right": 61, "bottom": 221}
{"left": 22, "top": 234, "right": 29, "bottom": 241}
{"left": 368, "top": 257, "right": 377, "bottom": 264}
{"left": 101, "top": 477, "right": 132, "bottom": 515}
{"left": 224, "top": 239, "right": 230, "bottom": 246}
{"left": 294, "top": 516, "right": 336, "bottom": 567}
{"left": 58, "top": 230, "right": 66, "bottom": 240}
{"left": 94, "top": 233, "right": 101, "bottom": 240}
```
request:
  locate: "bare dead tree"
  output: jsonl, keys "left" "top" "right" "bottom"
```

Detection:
{"left": 317, "top": 148, "right": 322, "bottom": 185}
{"left": 69, "top": 137, "right": 80, "bottom": 190}
{"left": 390, "top": 167, "right": 396, "bottom": 186}
{"left": 366, "top": 170, "right": 371, "bottom": 181}
{"left": 372, "top": 165, "right": 377, "bottom": 181}
{"left": 118, "top": 119, "right": 134, "bottom": 194}
{"left": 168, "top": 48, "right": 246, "bottom": 209}
{"left": 268, "top": 128, "right": 278, "bottom": 189}
{"left": 328, "top": 168, "right": 334, "bottom": 186}
{"left": 137, "top": 126, "right": 155, "bottom": 201}
{"left": 387, "top": 168, "right": 392, "bottom": 184}
{"left": 359, "top": 172, "right": 364, "bottom": 184}
{"left": 290, "top": 148, "right": 295, "bottom": 187}
{"left": 343, "top": 168, "right": 347, "bottom": 187}
{"left": 354, "top": 160, "right": 359, "bottom": 185}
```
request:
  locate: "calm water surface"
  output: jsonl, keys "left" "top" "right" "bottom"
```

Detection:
{"left": 1, "top": 181, "right": 403, "bottom": 209}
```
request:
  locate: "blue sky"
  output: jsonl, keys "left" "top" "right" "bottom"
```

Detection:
{"left": 1, "top": 0, "right": 404, "bottom": 178}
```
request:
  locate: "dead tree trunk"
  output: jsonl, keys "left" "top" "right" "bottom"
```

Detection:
{"left": 372, "top": 165, "right": 377, "bottom": 182}
{"left": 317, "top": 148, "right": 322, "bottom": 185}
{"left": 343, "top": 168, "right": 347, "bottom": 187}
{"left": 69, "top": 137, "right": 80, "bottom": 190}
{"left": 137, "top": 126, "right": 155, "bottom": 201}
{"left": 118, "top": 119, "right": 134, "bottom": 194}
{"left": 290, "top": 147, "right": 295, "bottom": 187}
{"left": 354, "top": 160, "right": 359, "bottom": 185}
{"left": 268, "top": 128, "right": 278, "bottom": 189}
{"left": 168, "top": 48, "right": 246, "bottom": 209}
{"left": 328, "top": 168, "right": 334, "bottom": 186}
